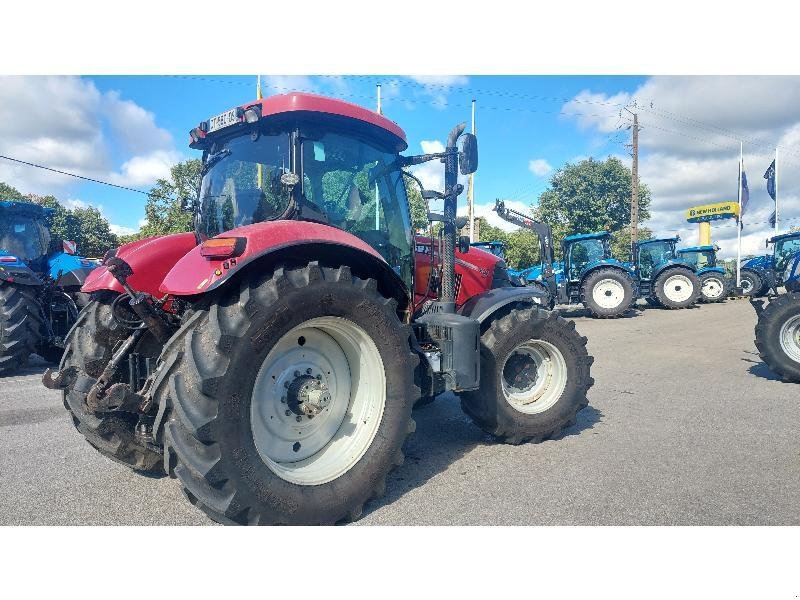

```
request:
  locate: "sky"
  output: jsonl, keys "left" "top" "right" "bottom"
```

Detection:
{"left": 0, "top": 75, "right": 797, "bottom": 258}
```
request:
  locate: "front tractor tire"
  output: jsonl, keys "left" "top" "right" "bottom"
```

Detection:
{"left": 460, "top": 307, "right": 594, "bottom": 444}
{"left": 654, "top": 267, "right": 701, "bottom": 309}
{"left": 0, "top": 283, "right": 44, "bottom": 375}
{"left": 581, "top": 268, "right": 636, "bottom": 318}
{"left": 60, "top": 296, "right": 163, "bottom": 473}
{"left": 699, "top": 273, "right": 729, "bottom": 303}
{"left": 754, "top": 293, "right": 800, "bottom": 383}
{"left": 739, "top": 270, "right": 763, "bottom": 298}
{"left": 154, "top": 263, "right": 419, "bottom": 525}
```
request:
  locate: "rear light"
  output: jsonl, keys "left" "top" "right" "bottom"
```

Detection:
{"left": 200, "top": 237, "right": 246, "bottom": 259}
{"left": 0, "top": 256, "right": 18, "bottom": 263}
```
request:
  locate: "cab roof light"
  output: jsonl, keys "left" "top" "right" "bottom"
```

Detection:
{"left": 200, "top": 237, "right": 246, "bottom": 259}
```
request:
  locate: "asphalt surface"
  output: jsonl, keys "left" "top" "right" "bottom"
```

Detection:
{"left": 1, "top": 299, "right": 797, "bottom": 526}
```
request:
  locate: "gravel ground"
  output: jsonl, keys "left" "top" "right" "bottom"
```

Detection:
{"left": 1, "top": 299, "right": 797, "bottom": 525}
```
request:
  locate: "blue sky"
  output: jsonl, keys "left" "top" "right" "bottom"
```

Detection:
{"left": 1, "top": 75, "right": 797, "bottom": 257}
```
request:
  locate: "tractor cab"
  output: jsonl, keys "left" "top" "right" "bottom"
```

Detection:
{"left": 634, "top": 236, "right": 702, "bottom": 306}
{"left": 741, "top": 231, "right": 800, "bottom": 296}
{"left": 471, "top": 240, "right": 506, "bottom": 259}
{"left": 677, "top": 245, "right": 724, "bottom": 276}
{"left": 191, "top": 94, "right": 415, "bottom": 291}
{"left": 562, "top": 232, "right": 615, "bottom": 282}
{"left": 0, "top": 200, "right": 54, "bottom": 273}
{"left": 770, "top": 232, "right": 800, "bottom": 276}
{"left": 635, "top": 237, "right": 689, "bottom": 281}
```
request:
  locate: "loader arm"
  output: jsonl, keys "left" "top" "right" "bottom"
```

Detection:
{"left": 492, "top": 200, "right": 557, "bottom": 300}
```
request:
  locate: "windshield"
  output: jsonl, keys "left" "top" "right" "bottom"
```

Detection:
{"left": 0, "top": 215, "right": 49, "bottom": 261}
{"left": 197, "top": 133, "right": 292, "bottom": 237}
{"left": 300, "top": 132, "right": 414, "bottom": 287}
{"left": 775, "top": 236, "right": 800, "bottom": 270}
{"left": 638, "top": 240, "right": 675, "bottom": 279}
{"left": 567, "top": 238, "right": 607, "bottom": 280}
{"left": 681, "top": 249, "right": 716, "bottom": 270}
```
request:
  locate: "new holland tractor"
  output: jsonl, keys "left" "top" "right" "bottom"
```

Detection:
{"left": 493, "top": 200, "right": 636, "bottom": 318}
{"left": 676, "top": 244, "right": 730, "bottom": 303}
{"left": 43, "top": 92, "right": 594, "bottom": 526}
{"left": 0, "top": 199, "right": 97, "bottom": 375}
{"left": 634, "top": 236, "right": 701, "bottom": 309}
{"left": 740, "top": 231, "right": 800, "bottom": 297}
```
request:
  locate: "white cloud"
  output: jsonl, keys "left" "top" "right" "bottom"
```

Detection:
{"left": 0, "top": 76, "right": 181, "bottom": 199}
{"left": 411, "top": 140, "right": 446, "bottom": 192}
{"left": 63, "top": 198, "right": 88, "bottom": 210}
{"left": 407, "top": 75, "right": 469, "bottom": 110}
{"left": 109, "top": 223, "right": 137, "bottom": 236}
{"left": 528, "top": 158, "right": 553, "bottom": 177}
{"left": 561, "top": 76, "right": 800, "bottom": 259}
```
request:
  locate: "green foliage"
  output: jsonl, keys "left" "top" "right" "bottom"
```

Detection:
{"left": 610, "top": 226, "right": 653, "bottom": 262}
{"left": 404, "top": 175, "right": 429, "bottom": 232}
{"left": 475, "top": 217, "right": 541, "bottom": 269}
{"left": 0, "top": 181, "right": 26, "bottom": 200}
{"left": 533, "top": 156, "right": 651, "bottom": 257}
{"left": 138, "top": 159, "right": 202, "bottom": 238}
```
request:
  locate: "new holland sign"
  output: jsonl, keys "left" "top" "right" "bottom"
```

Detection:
{"left": 686, "top": 202, "right": 739, "bottom": 223}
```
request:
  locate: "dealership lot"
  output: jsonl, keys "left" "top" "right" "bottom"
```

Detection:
{"left": 1, "top": 299, "right": 797, "bottom": 526}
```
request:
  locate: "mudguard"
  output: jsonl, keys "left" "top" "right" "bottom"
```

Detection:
{"left": 696, "top": 266, "right": 726, "bottom": 277}
{"left": 578, "top": 259, "right": 636, "bottom": 282}
{"left": 82, "top": 232, "right": 198, "bottom": 297}
{"left": 0, "top": 258, "right": 43, "bottom": 286}
{"left": 159, "top": 221, "right": 407, "bottom": 304}
{"left": 458, "top": 285, "right": 547, "bottom": 325}
{"left": 48, "top": 252, "right": 98, "bottom": 288}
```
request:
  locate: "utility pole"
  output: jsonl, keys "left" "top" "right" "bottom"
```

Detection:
{"left": 376, "top": 84, "right": 382, "bottom": 114}
{"left": 630, "top": 111, "right": 640, "bottom": 253}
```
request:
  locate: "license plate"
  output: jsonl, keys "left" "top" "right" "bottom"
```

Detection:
{"left": 207, "top": 108, "right": 239, "bottom": 133}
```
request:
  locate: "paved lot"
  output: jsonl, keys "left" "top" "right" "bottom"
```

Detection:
{"left": 1, "top": 299, "right": 797, "bottom": 525}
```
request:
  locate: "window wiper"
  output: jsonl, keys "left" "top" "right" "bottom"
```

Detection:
{"left": 201, "top": 149, "right": 231, "bottom": 175}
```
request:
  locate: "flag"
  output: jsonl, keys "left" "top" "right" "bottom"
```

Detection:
{"left": 739, "top": 168, "right": 750, "bottom": 220}
{"left": 764, "top": 159, "right": 777, "bottom": 227}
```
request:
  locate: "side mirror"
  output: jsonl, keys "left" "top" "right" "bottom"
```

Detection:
{"left": 459, "top": 133, "right": 478, "bottom": 175}
{"left": 458, "top": 235, "right": 471, "bottom": 254}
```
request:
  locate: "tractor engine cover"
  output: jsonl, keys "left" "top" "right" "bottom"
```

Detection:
{"left": 417, "top": 311, "right": 480, "bottom": 392}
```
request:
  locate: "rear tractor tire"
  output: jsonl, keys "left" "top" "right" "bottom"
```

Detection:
{"left": 0, "top": 283, "right": 44, "bottom": 375}
{"left": 754, "top": 292, "right": 800, "bottom": 383}
{"left": 654, "top": 267, "right": 701, "bottom": 309}
{"left": 699, "top": 272, "right": 729, "bottom": 303}
{"left": 581, "top": 268, "right": 636, "bottom": 318}
{"left": 60, "top": 296, "right": 163, "bottom": 474}
{"left": 153, "top": 263, "right": 419, "bottom": 525}
{"left": 460, "top": 307, "right": 594, "bottom": 444}
{"left": 739, "top": 270, "right": 763, "bottom": 298}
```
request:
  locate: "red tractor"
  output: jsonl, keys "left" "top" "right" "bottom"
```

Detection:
{"left": 44, "top": 92, "right": 593, "bottom": 525}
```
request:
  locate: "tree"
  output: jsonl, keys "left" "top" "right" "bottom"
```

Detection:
{"left": 404, "top": 175, "right": 429, "bottom": 232}
{"left": 474, "top": 217, "right": 541, "bottom": 269}
{"left": 610, "top": 226, "right": 653, "bottom": 262}
{"left": 0, "top": 182, "right": 25, "bottom": 200}
{"left": 533, "top": 157, "right": 651, "bottom": 258}
{"left": 137, "top": 159, "right": 202, "bottom": 238}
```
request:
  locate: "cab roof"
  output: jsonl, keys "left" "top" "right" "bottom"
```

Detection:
{"left": 563, "top": 231, "right": 610, "bottom": 242}
{"left": 0, "top": 199, "right": 53, "bottom": 217}
{"left": 637, "top": 236, "right": 679, "bottom": 246}
{"left": 679, "top": 245, "right": 717, "bottom": 253}
{"left": 195, "top": 92, "right": 408, "bottom": 152}
{"left": 768, "top": 231, "right": 800, "bottom": 243}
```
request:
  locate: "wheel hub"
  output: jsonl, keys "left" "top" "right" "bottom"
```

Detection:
{"left": 663, "top": 274, "right": 693, "bottom": 303}
{"left": 501, "top": 340, "right": 568, "bottom": 414}
{"left": 286, "top": 372, "right": 331, "bottom": 417}
{"left": 702, "top": 277, "right": 723, "bottom": 299}
{"left": 592, "top": 278, "right": 625, "bottom": 309}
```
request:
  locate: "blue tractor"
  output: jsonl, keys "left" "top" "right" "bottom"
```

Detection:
{"left": 493, "top": 201, "right": 637, "bottom": 317}
{"left": 0, "top": 199, "right": 98, "bottom": 374}
{"left": 634, "top": 237, "right": 701, "bottom": 309}
{"left": 740, "top": 231, "right": 800, "bottom": 297}
{"left": 676, "top": 244, "right": 730, "bottom": 303}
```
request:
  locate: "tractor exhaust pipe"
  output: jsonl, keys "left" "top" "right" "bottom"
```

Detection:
{"left": 440, "top": 123, "right": 467, "bottom": 311}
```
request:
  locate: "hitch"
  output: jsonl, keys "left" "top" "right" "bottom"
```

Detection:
{"left": 106, "top": 257, "right": 173, "bottom": 343}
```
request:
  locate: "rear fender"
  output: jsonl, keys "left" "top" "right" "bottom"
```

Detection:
{"left": 580, "top": 262, "right": 635, "bottom": 282}
{"left": 81, "top": 232, "right": 198, "bottom": 297}
{"left": 652, "top": 260, "right": 695, "bottom": 281}
{"left": 160, "top": 221, "right": 410, "bottom": 312}
{"left": 458, "top": 286, "right": 548, "bottom": 327}
{"left": 696, "top": 267, "right": 726, "bottom": 277}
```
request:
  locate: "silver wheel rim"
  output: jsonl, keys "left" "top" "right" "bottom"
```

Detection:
{"left": 250, "top": 316, "right": 385, "bottom": 486}
{"left": 501, "top": 340, "right": 568, "bottom": 414}
{"left": 663, "top": 273, "right": 693, "bottom": 303}
{"left": 591, "top": 278, "right": 625, "bottom": 309}
{"left": 741, "top": 277, "right": 753, "bottom": 293}
{"left": 779, "top": 314, "right": 800, "bottom": 364}
{"left": 702, "top": 277, "right": 724, "bottom": 299}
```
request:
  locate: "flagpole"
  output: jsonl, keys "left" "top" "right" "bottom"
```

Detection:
{"left": 736, "top": 141, "right": 742, "bottom": 289}
{"left": 775, "top": 146, "right": 779, "bottom": 234}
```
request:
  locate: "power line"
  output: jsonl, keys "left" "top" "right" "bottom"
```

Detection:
{"left": 0, "top": 154, "right": 176, "bottom": 200}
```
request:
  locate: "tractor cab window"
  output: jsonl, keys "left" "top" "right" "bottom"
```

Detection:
{"left": 197, "top": 133, "right": 292, "bottom": 237}
{"left": 567, "top": 238, "right": 605, "bottom": 280}
{"left": 300, "top": 132, "right": 414, "bottom": 287}
{"left": 0, "top": 216, "right": 48, "bottom": 261}
{"left": 682, "top": 250, "right": 715, "bottom": 270}
{"left": 775, "top": 236, "right": 800, "bottom": 270}
{"left": 638, "top": 241, "right": 674, "bottom": 280}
